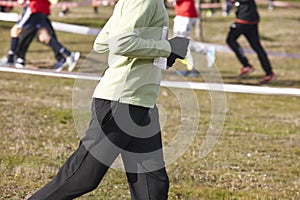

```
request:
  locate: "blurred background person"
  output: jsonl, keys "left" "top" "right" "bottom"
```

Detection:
{"left": 0, "top": 0, "right": 80, "bottom": 71}
{"left": 223, "top": 0, "right": 233, "bottom": 16}
{"left": 172, "top": 0, "right": 216, "bottom": 77}
{"left": 226, "top": 0, "right": 275, "bottom": 84}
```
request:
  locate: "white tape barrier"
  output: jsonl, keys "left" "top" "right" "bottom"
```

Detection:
{"left": 0, "top": 12, "right": 18, "bottom": 22}
{"left": 0, "top": 66, "right": 99, "bottom": 80}
{"left": 0, "top": 66, "right": 299, "bottom": 97}
{"left": 1, "top": 12, "right": 300, "bottom": 59}
{"left": 52, "top": 21, "right": 101, "bottom": 36}
{"left": 163, "top": 80, "right": 300, "bottom": 96}
{"left": 49, "top": 22, "right": 300, "bottom": 59}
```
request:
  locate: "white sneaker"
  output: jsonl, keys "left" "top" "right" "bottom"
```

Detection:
{"left": 15, "top": 58, "right": 25, "bottom": 68}
{"left": 206, "top": 46, "right": 216, "bottom": 68}
{"left": 0, "top": 57, "right": 14, "bottom": 67}
{"left": 67, "top": 52, "right": 80, "bottom": 72}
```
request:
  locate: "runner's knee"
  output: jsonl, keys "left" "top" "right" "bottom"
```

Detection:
{"left": 10, "top": 25, "right": 22, "bottom": 37}
{"left": 38, "top": 28, "right": 51, "bottom": 44}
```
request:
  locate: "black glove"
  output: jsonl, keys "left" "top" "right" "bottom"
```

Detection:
{"left": 167, "top": 37, "right": 190, "bottom": 68}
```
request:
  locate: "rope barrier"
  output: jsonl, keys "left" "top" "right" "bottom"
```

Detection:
{"left": 0, "top": 66, "right": 299, "bottom": 96}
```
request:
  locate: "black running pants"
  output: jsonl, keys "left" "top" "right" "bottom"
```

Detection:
{"left": 16, "top": 14, "right": 64, "bottom": 61}
{"left": 226, "top": 23, "right": 273, "bottom": 75}
{"left": 29, "top": 98, "right": 169, "bottom": 200}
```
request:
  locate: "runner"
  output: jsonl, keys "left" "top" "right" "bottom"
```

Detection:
{"left": 172, "top": 0, "right": 216, "bottom": 77}
{"left": 226, "top": 0, "right": 275, "bottom": 84}
{"left": 0, "top": 0, "right": 80, "bottom": 72}
{"left": 28, "top": 0, "right": 189, "bottom": 199}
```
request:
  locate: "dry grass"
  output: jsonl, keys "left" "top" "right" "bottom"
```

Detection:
{"left": 0, "top": 3, "right": 299, "bottom": 200}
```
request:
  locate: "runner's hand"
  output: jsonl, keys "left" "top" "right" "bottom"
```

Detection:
{"left": 167, "top": 37, "right": 189, "bottom": 68}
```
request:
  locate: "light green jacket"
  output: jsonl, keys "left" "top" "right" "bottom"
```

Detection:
{"left": 93, "top": 0, "right": 171, "bottom": 108}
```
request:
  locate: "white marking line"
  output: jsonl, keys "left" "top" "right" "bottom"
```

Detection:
{"left": 1, "top": 67, "right": 299, "bottom": 97}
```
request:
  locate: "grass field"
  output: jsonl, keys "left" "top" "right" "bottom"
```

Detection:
{"left": 0, "top": 3, "right": 300, "bottom": 200}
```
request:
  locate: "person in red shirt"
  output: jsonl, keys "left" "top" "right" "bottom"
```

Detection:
{"left": 0, "top": 0, "right": 31, "bottom": 67}
{"left": 226, "top": 0, "right": 275, "bottom": 84}
{"left": 0, "top": 0, "right": 80, "bottom": 72}
{"left": 172, "top": 0, "right": 216, "bottom": 77}
{"left": 174, "top": 0, "right": 198, "bottom": 25}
